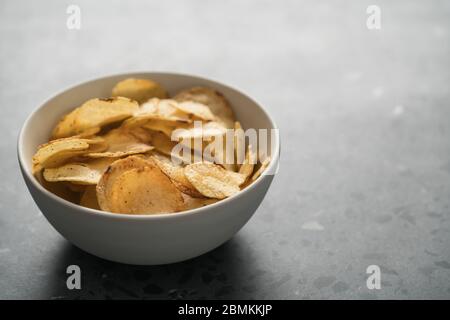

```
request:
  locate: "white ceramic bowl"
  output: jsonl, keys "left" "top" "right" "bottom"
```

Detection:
{"left": 18, "top": 72, "right": 280, "bottom": 265}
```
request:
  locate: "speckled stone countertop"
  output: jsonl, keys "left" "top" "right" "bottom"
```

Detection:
{"left": 1, "top": 0, "right": 449, "bottom": 299}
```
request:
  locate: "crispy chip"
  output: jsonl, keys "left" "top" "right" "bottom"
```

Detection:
{"left": 112, "top": 78, "right": 168, "bottom": 103}
{"left": 239, "top": 144, "right": 256, "bottom": 182}
{"left": 135, "top": 98, "right": 191, "bottom": 121}
{"left": 174, "top": 87, "right": 235, "bottom": 128}
{"left": 123, "top": 99, "right": 192, "bottom": 136}
{"left": 151, "top": 155, "right": 203, "bottom": 198}
{"left": 209, "top": 136, "right": 237, "bottom": 172}
{"left": 184, "top": 162, "right": 245, "bottom": 199}
{"left": 174, "top": 101, "right": 215, "bottom": 121}
{"left": 74, "top": 126, "right": 101, "bottom": 138}
{"left": 143, "top": 120, "right": 177, "bottom": 137}
{"left": 149, "top": 131, "right": 177, "bottom": 156}
{"left": 96, "top": 156, "right": 183, "bottom": 214}
{"left": 85, "top": 128, "right": 153, "bottom": 158}
{"left": 251, "top": 157, "right": 271, "bottom": 181}
{"left": 136, "top": 98, "right": 158, "bottom": 115}
{"left": 97, "top": 156, "right": 151, "bottom": 212}
{"left": 171, "top": 121, "right": 226, "bottom": 140}
{"left": 80, "top": 186, "right": 100, "bottom": 210}
{"left": 128, "top": 126, "right": 153, "bottom": 143}
{"left": 150, "top": 129, "right": 211, "bottom": 164}
{"left": 52, "top": 97, "right": 139, "bottom": 139}
{"left": 32, "top": 136, "right": 106, "bottom": 174}
{"left": 43, "top": 158, "right": 115, "bottom": 185}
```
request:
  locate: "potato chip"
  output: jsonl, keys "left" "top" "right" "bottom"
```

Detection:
{"left": 151, "top": 155, "right": 203, "bottom": 198}
{"left": 149, "top": 128, "right": 212, "bottom": 165}
{"left": 52, "top": 97, "right": 139, "bottom": 139}
{"left": 143, "top": 120, "right": 177, "bottom": 137}
{"left": 80, "top": 186, "right": 100, "bottom": 210}
{"left": 174, "top": 101, "right": 215, "bottom": 121}
{"left": 97, "top": 156, "right": 151, "bottom": 211}
{"left": 123, "top": 99, "right": 192, "bottom": 136}
{"left": 208, "top": 135, "right": 237, "bottom": 172}
{"left": 157, "top": 99, "right": 192, "bottom": 120}
{"left": 74, "top": 126, "right": 101, "bottom": 138}
{"left": 184, "top": 162, "right": 245, "bottom": 199}
{"left": 107, "top": 168, "right": 184, "bottom": 214}
{"left": 251, "top": 157, "right": 271, "bottom": 181}
{"left": 85, "top": 128, "right": 153, "bottom": 158}
{"left": 135, "top": 98, "right": 191, "bottom": 122}
{"left": 174, "top": 87, "right": 235, "bottom": 128}
{"left": 128, "top": 126, "right": 154, "bottom": 144}
{"left": 32, "top": 136, "right": 106, "bottom": 174}
{"left": 149, "top": 131, "right": 177, "bottom": 156}
{"left": 171, "top": 121, "right": 226, "bottom": 141}
{"left": 112, "top": 78, "right": 167, "bottom": 103}
{"left": 136, "top": 98, "right": 158, "bottom": 115}
{"left": 43, "top": 158, "right": 115, "bottom": 185}
{"left": 239, "top": 144, "right": 256, "bottom": 182}
{"left": 96, "top": 156, "right": 183, "bottom": 214}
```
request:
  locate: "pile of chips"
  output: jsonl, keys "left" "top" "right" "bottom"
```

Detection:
{"left": 32, "top": 78, "right": 270, "bottom": 214}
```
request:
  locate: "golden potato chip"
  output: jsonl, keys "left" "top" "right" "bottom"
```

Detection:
{"left": 208, "top": 136, "right": 237, "bottom": 172}
{"left": 123, "top": 99, "right": 192, "bottom": 136}
{"left": 174, "top": 87, "right": 235, "bottom": 128}
{"left": 112, "top": 78, "right": 168, "bottom": 103}
{"left": 74, "top": 126, "right": 101, "bottom": 138}
{"left": 149, "top": 129, "right": 211, "bottom": 165}
{"left": 149, "top": 131, "right": 177, "bottom": 156}
{"left": 120, "top": 113, "right": 155, "bottom": 129}
{"left": 33, "top": 138, "right": 89, "bottom": 171}
{"left": 108, "top": 167, "right": 184, "bottom": 214}
{"left": 85, "top": 128, "right": 153, "bottom": 158}
{"left": 156, "top": 99, "right": 192, "bottom": 120}
{"left": 251, "top": 157, "right": 271, "bottom": 181}
{"left": 96, "top": 156, "right": 183, "bottom": 214}
{"left": 122, "top": 114, "right": 190, "bottom": 134}
{"left": 135, "top": 98, "right": 191, "bottom": 122}
{"left": 171, "top": 121, "right": 226, "bottom": 141}
{"left": 97, "top": 156, "right": 151, "bottom": 211}
{"left": 184, "top": 162, "right": 245, "bottom": 199}
{"left": 181, "top": 193, "right": 218, "bottom": 211}
{"left": 128, "top": 126, "right": 154, "bottom": 144}
{"left": 151, "top": 155, "right": 203, "bottom": 198}
{"left": 52, "top": 97, "right": 139, "bottom": 139}
{"left": 143, "top": 120, "right": 177, "bottom": 137}
{"left": 80, "top": 186, "right": 100, "bottom": 210}
{"left": 136, "top": 98, "right": 158, "bottom": 115}
{"left": 32, "top": 137, "right": 106, "bottom": 174}
{"left": 239, "top": 144, "right": 256, "bottom": 181}
{"left": 43, "top": 158, "right": 115, "bottom": 185}
{"left": 174, "top": 101, "right": 215, "bottom": 121}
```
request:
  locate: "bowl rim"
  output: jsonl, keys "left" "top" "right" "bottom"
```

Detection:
{"left": 17, "top": 71, "right": 280, "bottom": 220}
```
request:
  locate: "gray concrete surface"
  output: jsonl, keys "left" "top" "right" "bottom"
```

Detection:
{"left": 1, "top": 0, "right": 450, "bottom": 299}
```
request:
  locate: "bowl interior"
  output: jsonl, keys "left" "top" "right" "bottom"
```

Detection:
{"left": 19, "top": 72, "right": 278, "bottom": 182}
